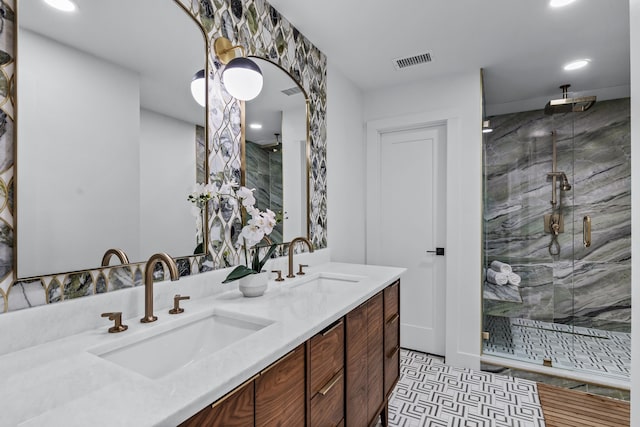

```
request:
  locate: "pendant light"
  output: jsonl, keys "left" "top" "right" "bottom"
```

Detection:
{"left": 190, "top": 69, "right": 206, "bottom": 107}
{"left": 214, "top": 37, "right": 263, "bottom": 101}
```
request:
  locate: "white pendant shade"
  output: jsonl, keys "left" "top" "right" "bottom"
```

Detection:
{"left": 190, "top": 69, "right": 206, "bottom": 107}
{"left": 222, "top": 57, "right": 263, "bottom": 101}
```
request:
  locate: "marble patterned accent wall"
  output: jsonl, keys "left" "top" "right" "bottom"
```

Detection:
{"left": 0, "top": 0, "right": 327, "bottom": 313}
{"left": 483, "top": 98, "right": 631, "bottom": 332}
{"left": 183, "top": 0, "right": 327, "bottom": 268}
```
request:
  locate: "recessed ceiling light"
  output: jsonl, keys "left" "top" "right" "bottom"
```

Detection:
{"left": 44, "top": 0, "right": 77, "bottom": 12}
{"left": 550, "top": 0, "right": 577, "bottom": 7}
{"left": 249, "top": 123, "right": 262, "bottom": 129}
{"left": 564, "top": 59, "right": 590, "bottom": 71}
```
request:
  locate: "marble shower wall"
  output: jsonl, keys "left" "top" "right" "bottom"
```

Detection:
{"left": 0, "top": 0, "right": 327, "bottom": 313}
{"left": 245, "top": 141, "right": 283, "bottom": 242}
{"left": 483, "top": 98, "right": 631, "bottom": 332}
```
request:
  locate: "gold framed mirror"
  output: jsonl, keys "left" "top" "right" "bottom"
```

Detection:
{"left": 15, "top": 0, "right": 209, "bottom": 278}
{"left": 242, "top": 57, "right": 310, "bottom": 243}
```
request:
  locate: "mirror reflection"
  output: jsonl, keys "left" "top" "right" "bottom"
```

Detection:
{"left": 16, "top": 0, "right": 206, "bottom": 278}
{"left": 244, "top": 58, "right": 309, "bottom": 243}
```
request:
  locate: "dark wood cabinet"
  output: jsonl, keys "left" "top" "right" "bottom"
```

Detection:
{"left": 309, "top": 320, "right": 344, "bottom": 426}
{"left": 384, "top": 281, "right": 400, "bottom": 397}
{"left": 345, "top": 292, "right": 386, "bottom": 427}
{"left": 179, "top": 379, "right": 255, "bottom": 427}
{"left": 255, "top": 345, "right": 306, "bottom": 427}
{"left": 345, "top": 302, "right": 369, "bottom": 426}
{"left": 180, "top": 281, "right": 400, "bottom": 427}
{"left": 367, "top": 294, "right": 385, "bottom": 423}
{"left": 309, "top": 370, "right": 344, "bottom": 426}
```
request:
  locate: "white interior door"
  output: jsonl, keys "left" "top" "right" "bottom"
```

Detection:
{"left": 366, "top": 124, "right": 447, "bottom": 356}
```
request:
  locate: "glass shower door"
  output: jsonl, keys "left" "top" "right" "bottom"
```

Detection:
{"left": 481, "top": 112, "right": 572, "bottom": 369}
{"left": 481, "top": 98, "right": 631, "bottom": 381}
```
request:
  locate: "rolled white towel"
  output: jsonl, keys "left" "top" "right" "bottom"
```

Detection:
{"left": 486, "top": 268, "right": 508, "bottom": 285}
{"left": 490, "top": 260, "right": 512, "bottom": 274}
{"left": 507, "top": 273, "right": 521, "bottom": 286}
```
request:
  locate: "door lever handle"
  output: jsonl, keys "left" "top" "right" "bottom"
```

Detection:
{"left": 426, "top": 248, "right": 445, "bottom": 256}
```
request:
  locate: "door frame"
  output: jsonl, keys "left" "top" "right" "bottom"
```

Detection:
{"left": 365, "top": 110, "right": 467, "bottom": 364}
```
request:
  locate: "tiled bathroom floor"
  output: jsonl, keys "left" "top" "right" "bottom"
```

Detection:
{"left": 483, "top": 316, "right": 631, "bottom": 380}
{"left": 386, "top": 350, "right": 545, "bottom": 426}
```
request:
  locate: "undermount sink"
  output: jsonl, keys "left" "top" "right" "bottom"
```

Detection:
{"left": 288, "top": 272, "right": 367, "bottom": 293}
{"left": 90, "top": 310, "right": 272, "bottom": 379}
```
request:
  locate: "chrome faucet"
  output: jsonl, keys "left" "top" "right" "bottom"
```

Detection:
{"left": 141, "top": 253, "right": 179, "bottom": 323}
{"left": 287, "top": 237, "right": 314, "bottom": 278}
{"left": 101, "top": 248, "right": 130, "bottom": 266}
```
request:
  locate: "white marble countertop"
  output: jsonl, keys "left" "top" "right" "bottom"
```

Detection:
{"left": 0, "top": 258, "right": 404, "bottom": 426}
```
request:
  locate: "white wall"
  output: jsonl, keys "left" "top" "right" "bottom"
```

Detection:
{"left": 139, "top": 109, "right": 197, "bottom": 258}
{"left": 326, "top": 62, "right": 366, "bottom": 263}
{"left": 17, "top": 30, "right": 140, "bottom": 277}
{"left": 281, "top": 106, "right": 306, "bottom": 241}
{"left": 629, "top": 0, "right": 639, "bottom": 424}
{"left": 363, "top": 72, "right": 483, "bottom": 368}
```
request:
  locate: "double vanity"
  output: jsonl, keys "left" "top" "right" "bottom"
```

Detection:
{"left": 0, "top": 250, "right": 404, "bottom": 426}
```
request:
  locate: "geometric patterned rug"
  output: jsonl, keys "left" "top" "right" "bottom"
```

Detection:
{"left": 387, "top": 350, "right": 546, "bottom": 426}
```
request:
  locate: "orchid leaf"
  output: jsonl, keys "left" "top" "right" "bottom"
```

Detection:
{"left": 253, "top": 243, "right": 279, "bottom": 272}
{"left": 222, "top": 265, "right": 257, "bottom": 283}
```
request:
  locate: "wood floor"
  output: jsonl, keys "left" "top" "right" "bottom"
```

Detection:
{"left": 538, "top": 383, "right": 630, "bottom": 427}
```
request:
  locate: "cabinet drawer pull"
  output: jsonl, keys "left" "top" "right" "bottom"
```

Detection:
{"left": 386, "top": 313, "right": 399, "bottom": 325}
{"left": 210, "top": 374, "right": 258, "bottom": 409}
{"left": 318, "top": 371, "right": 343, "bottom": 396}
{"left": 387, "top": 345, "right": 400, "bottom": 359}
{"left": 321, "top": 319, "right": 343, "bottom": 336}
{"left": 260, "top": 348, "right": 297, "bottom": 376}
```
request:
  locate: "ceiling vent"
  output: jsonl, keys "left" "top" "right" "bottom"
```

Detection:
{"left": 281, "top": 86, "right": 303, "bottom": 96}
{"left": 392, "top": 52, "right": 433, "bottom": 70}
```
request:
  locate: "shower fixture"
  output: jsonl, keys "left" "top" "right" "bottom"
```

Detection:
{"left": 546, "top": 131, "right": 572, "bottom": 208}
{"left": 260, "top": 133, "right": 282, "bottom": 152}
{"left": 545, "top": 130, "right": 572, "bottom": 256}
{"left": 544, "top": 84, "right": 596, "bottom": 115}
{"left": 547, "top": 171, "right": 572, "bottom": 195}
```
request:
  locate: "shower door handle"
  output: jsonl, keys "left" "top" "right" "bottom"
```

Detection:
{"left": 583, "top": 215, "right": 591, "bottom": 248}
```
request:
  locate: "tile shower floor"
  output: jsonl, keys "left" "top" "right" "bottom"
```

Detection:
{"left": 483, "top": 316, "right": 631, "bottom": 380}
{"left": 386, "top": 350, "right": 545, "bottom": 426}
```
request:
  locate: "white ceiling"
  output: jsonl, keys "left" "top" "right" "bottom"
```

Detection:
{"left": 19, "top": 0, "right": 206, "bottom": 127}
{"left": 267, "top": 0, "right": 630, "bottom": 114}
{"left": 245, "top": 57, "right": 307, "bottom": 144}
{"left": 20, "top": 0, "right": 630, "bottom": 127}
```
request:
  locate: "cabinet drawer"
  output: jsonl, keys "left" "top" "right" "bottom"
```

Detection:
{"left": 384, "top": 311, "right": 400, "bottom": 353}
{"left": 310, "top": 319, "right": 344, "bottom": 396}
{"left": 367, "top": 294, "right": 384, "bottom": 424}
{"left": 384, "top": 281, "right": 399, "bottom": 322}
{"left": 179, "top": 380, "right": 254, "bottom": 427}
{"left": 255, "top": 345, "right": 306, "bottom": 427}
{"left": 384, "top": 313, "right": 400, "bottom": 396}
{"left": 310, "top": 369, "right": 344, "bottom": 427}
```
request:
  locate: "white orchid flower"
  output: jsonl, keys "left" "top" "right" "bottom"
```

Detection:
{"left": 245, "top": 205, "right": 260, "bottom": 218}
{"left": 237, "top": 186, "right": 257, "bottom": 207}
{"left": 218, "top": 181, "right": 238, "bottom": 196}
{"left": 239, "top": 221, "right": 265, "bottom": 247}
